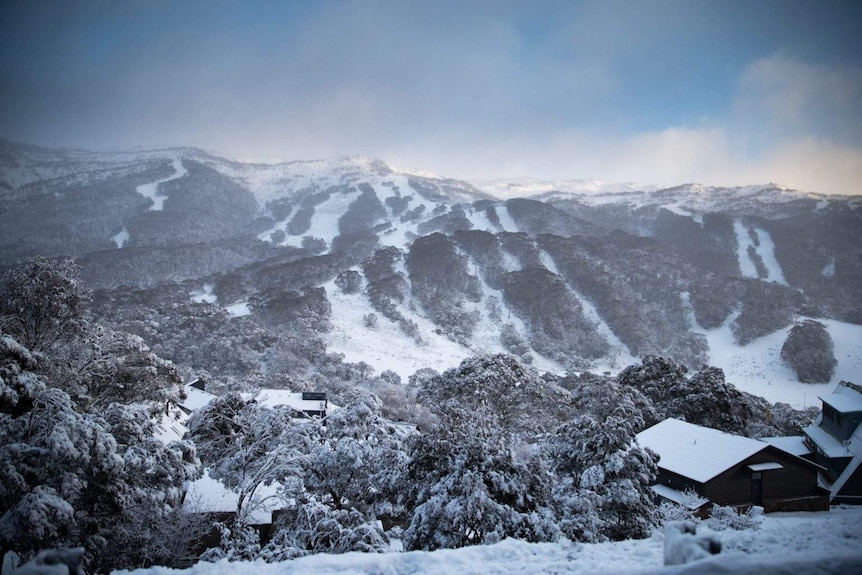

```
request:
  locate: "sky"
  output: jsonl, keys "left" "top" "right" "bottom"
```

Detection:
{"left": 1, "top": 0, "right": 861, "bottom": 194}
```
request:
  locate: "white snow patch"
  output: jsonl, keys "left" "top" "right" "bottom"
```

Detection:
{"left": 136, "top": 157, "right": 187, "bottom": 211}
{"left": 752, "top": 228, "right": 788, "bottom": 285}
{"left": 112, "top": 227, "right": 129, "bottom": 248}
{"left": 226, "top": 302, "right": 251, "bottom": 317}
{"left": 538, "top": 249, "right": 559, "bottom": 274}
{"left": 189, "top": 284, "right": 217, "bottom": 304}
{"left": 323, "top": 280, "right": 470, "bottom": 381}
{"left": 733, "top": 220, "right": 760, "bottom": 279}
{"left": 494, "top": 204, "right": 518, "bottom": 232}
{"left": 464, "top": 205, "right": 497, "bottom": 233}
{"left": 500, "top": 248, "right": 521, "bottom": 273}
{"left": 732, "top": 221, "right": 788, "bottom": 285}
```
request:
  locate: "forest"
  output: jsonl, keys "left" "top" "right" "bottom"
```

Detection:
{"left": 0, "top": 258, "right": 816, "bottom": 573}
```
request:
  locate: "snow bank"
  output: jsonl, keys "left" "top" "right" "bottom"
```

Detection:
{"left": 113, "top": 507, "right": 862, "bottom": 575}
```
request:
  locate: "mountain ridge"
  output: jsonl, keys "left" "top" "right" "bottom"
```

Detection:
{"left": 1, "top": 139, "right": 860, "bottom": 409}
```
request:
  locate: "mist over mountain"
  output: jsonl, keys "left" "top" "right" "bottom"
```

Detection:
{"left": 1, "top": 139, "right": 860, "bottom": 401}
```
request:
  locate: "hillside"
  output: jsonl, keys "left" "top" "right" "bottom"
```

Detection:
{"left": 1, "top": 140, "right": 861, "bottom": 408}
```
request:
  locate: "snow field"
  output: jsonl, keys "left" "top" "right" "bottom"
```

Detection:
{"left": 463, "top": 205, "right": 499, "bottom": 233}
{"left": 322, "top": 277, "right": 470, "bottom": 380}
{"left": 114, "top": 507, "right": 862, "bottom": 575}
{"left": 683, "top": 298, "right": 862, "bottom": 408}
{"left": 493, "top": 204, "right": 518, "bottom": 232}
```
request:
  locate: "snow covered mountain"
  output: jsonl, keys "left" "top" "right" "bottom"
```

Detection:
{"left": 1, "top": 140, "right": 860, "bottom": 408}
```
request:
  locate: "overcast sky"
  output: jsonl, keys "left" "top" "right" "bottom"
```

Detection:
{"left": 1, "top": 0, "right": 860, "bottom": 194}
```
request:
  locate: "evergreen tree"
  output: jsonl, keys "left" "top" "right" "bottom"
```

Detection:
{"left": 547, "top": 406, "right": 659, "bottom": 542}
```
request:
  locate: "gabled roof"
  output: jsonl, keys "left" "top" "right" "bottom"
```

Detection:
{"left": 636, "top": 418, "right": 768, "bottom": 483}
{"left": 759, "top": 435, "right": 811, "bottom": 458}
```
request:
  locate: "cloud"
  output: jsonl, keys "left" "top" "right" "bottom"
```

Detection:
{"left": 733, "top": 55, "right": 862, "bottom": 148}
{"left": 409, "top": 55, "right": 862, "bottom": 195}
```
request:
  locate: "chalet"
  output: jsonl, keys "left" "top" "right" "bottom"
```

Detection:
{"left": 637, "top": 418, "right": 828, "bottom": 512}
{"left": 177, "top": 380, "right": 336, "bottom": 419}
{"left": 247, "top": 389, "right": 331, "bottom": 418}
{"left": 802, "top": 380, "right": 862, "bottom": 504}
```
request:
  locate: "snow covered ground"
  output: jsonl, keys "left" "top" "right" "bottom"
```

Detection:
{"left": 136, "top": 157, "right": 187, "bottom": 211}
{"left": 323, "top": 278, "right": 472, "bottom": 380}
{"left": 114, "top": 506, "right": 862, "bottom": 575}
{"left": 695, "top": 312, "right": 862, "bottom": 409}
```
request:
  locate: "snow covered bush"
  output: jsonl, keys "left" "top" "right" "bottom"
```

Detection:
{"left": 200, "top": 521, "right": 261, "bottom": 563}
{"left": 658, "top": 501, "right": 701, "bottom": 525}
{"left": 260, "top": 498, "right": 389, "bottom": 561}
{"left": 706, "top": 505, "right": 762, "bottom": 531}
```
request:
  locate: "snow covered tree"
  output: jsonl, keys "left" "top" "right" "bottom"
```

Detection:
{"left": 260, "top": 497, "right": 389, "bottom": 561}
{"left": 0, "top": 258, "right": 89, "bottom": 353}
{"left": 547, "top": 406, "right": 659, "bottom": 542}
{"left": 262, "top": 391, "right": 405, "bottom": 558}
{"left": 186, "top": 392, "right": 313, "bottom": 524}
{"left": 0, "top": 333, "right": 201, "bottom": 571}
{"left": 401, "top": 403, "right": 558, "bottom": 551}
{"left": 1, "top": 258, "right": 183, "bottom": 413}
{"left": 302, "top": 392, "right": 408, "bottom": 520}
{"left": 781, "top": 320, "right": 837, "bottom": 383}
{"left": 417, "top": 354, "right": 575, "bottom": 437}
{"left": 617, "top": 356, "right": 751, "bottom": 434}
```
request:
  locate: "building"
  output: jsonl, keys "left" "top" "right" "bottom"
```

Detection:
{"left": 802, "top": 381, "right": 862, "bottom": 505}
{"left": 637, "top": 418, "right": 828, "bottom": 512}
{"left": 177, "top": 380, "right": 336, "bottom": 419}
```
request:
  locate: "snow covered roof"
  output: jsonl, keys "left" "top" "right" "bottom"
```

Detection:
{"left": 183, "top": 471, "right": 281, "bottom": 525}
{"left": 759, "top": 436, "right": 811, "bottom": 458}
{"left": 819, "top": 393, "right": 862, "bottom": 413}
{"left": 803, "top": 422, "right": 853, "bottom": 458}
{"left": 153, "top": 410, "right": 190, "bottom": 444}
{"left": 243, "top": 390, "right": 336, "bottom": 415}
{"left": 747, "top": 462, "right": 783, "bottom": 472}
{"left": 181, "top": 385, "right": 218, "bottom": 412}
{"left": 636, "top": 418, "right": 768, "bottom": 483}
